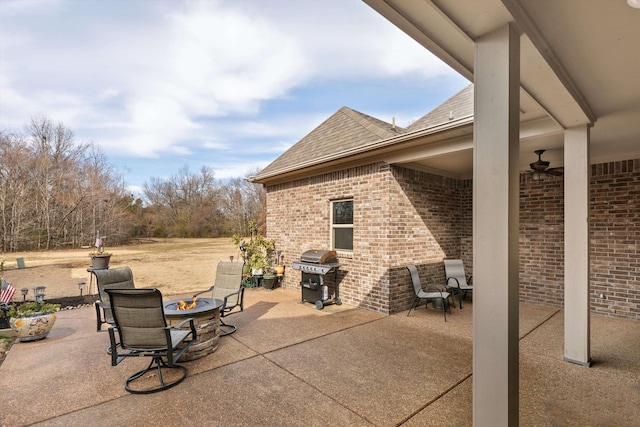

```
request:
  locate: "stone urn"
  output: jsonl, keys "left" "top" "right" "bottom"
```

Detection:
{"left": 10, "top": 312, "right": 57, "bottom": 342}
{"left": 89, "top": 254, "right": 111, "bottom": 269}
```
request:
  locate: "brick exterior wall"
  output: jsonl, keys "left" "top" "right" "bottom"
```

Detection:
{"left": 518, "top": 159, "right": 640, "bottom": 320}
{"left": 266, "top": 163, "right": 466, "bottom": 314}
{"left": 388, "top": 167, "right": 468, "bottom": 312}
{"left": 266, "top": 158, "right": 639, "bottom": 320}
{"left": 266, "top": 163, "right": 394, "bottom": 313}
{"left": 519, "top": 174, "right": 565, "bottom": 307}
{"left": 588, "top": 160, "right": 639, "bottom": 319}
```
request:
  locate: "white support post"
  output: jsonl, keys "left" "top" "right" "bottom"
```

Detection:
{"left": 564, "top": 125, "right": 591, "bottom": 366}
{"left": 473, "top": 23, "right": 520, "bottom": 426}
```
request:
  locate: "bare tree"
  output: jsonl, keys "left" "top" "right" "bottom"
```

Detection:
{"left": 0, "top": 131, "right": 32, "bottom": 251}
{"left": 0, "top": 117, "right": 131, "bottom": 252}
{"left": 25, "top": 116, "right": 87, "bottom": 249}
{"left": 143, "top": 165, "right": 223, "bottom": 237}
{"left": 217, "top": 169, "right": 266, "bottom": 236}
{"left": 2, "top": 116, "right": 269, "bottom": 249}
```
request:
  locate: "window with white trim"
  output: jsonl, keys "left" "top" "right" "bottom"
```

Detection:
{"left": 331, "top": 199, "right": 353, "bottom": 251}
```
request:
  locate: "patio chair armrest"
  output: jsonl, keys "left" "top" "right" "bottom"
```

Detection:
{"left": 222, "top": 288, "right": 242, "bottom": 310}
{"left": 446, "top": 277, "right": 460, "bottom": 288}
{"left": 168, "top": 317, "right": 195, "bottom": 332}
{"left": 95, "top": 301, "right": 107, "bottom": 331}
{"left": 166, "top": 318, "right": 197, "bottom": 343}
{"left": 425, "top": 286, "right": 447, "bottom": 296}
{"left": 107, "top": 326, "right": 125, "bottom": 366}
{"left": 193, "top": 285, "right": 215, "bottom": 298}
{"left": 238, "top": 285, "right": 245, "bottom": 310}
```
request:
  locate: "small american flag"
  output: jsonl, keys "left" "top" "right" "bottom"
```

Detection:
{"left": 0, "top": 279, "right": 16, "bottom": 304}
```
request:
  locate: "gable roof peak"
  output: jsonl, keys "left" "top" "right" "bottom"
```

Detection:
{"left": 252, "top": 105, "right": 404, "bottom": 181}
{"left": 338, "top": 106, "right": 404, "bottom": 138}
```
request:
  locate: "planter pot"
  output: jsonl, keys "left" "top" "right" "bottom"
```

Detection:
{"left": 275, "top": 265, "right": 285, "bottom": 275}
{"left": 242, "top": 264, "right": 251, "bottom": 275}
{"left": 10, "top": 312, "right": 57, "bottom": 342}
{"left": 251, "top": 268, "right": 263, "bottom": 276}
{"left": 262, "top": 276, "right": 275, "bottom": 290}
{"left": 90, "top": 254, "right": 111, "bottom": 269}
{"left": 431, "top": 298, "right": 449, "bottom": 311}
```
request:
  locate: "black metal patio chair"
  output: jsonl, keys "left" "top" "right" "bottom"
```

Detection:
{"left": 444, "top": 259, "right": 473, "bottom": 309}
{"left": 106, "top": 288, "right": 196, "bottom": 394}
{"left": 193, "top": 261, "right": 245, "bottom": 336}
{"left": 93, "top": 266, "right": 135, "bottom": 332}
{"left": 406, "top": 265, "right": 452, "bottom": 321}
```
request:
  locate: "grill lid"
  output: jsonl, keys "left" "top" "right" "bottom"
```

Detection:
{"left": 300, "top": 249, "right": 338, "bottom": 264}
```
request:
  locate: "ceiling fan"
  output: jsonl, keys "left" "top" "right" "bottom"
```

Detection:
{"left": 528, "top": 149, "right": 563, "bottom": 177}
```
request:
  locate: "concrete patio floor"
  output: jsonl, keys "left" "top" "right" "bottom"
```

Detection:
{"left": 1, "top": 287, "right": 639, "bottom": 426}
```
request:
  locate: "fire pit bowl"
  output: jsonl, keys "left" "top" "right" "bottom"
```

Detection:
{"left": 165, "top": 297, "right": 219, "bottom": 316}
{"left": 164, "top": 297, "right": 222, "bottom": 361}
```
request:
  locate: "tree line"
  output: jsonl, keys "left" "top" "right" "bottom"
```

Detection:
{"left": 0, "top": 116, "right": 265, "bottom": 252}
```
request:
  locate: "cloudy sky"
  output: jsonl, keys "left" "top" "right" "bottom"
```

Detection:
{"left": 0, "top": 0, "right": 468, "bottom": 193}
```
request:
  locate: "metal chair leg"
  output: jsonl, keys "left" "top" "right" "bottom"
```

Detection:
{"left": 219, "top": 318, "right": 237, "bottom": 336}
{"left": 407, "top": 296, "right": 420, "bottom": 317}
{"left": 124, "top": 356, "right": 188, "bottom": 394}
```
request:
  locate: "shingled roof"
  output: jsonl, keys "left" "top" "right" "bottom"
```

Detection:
{"left": 251, "top": 84, "right": 473, "bottom": 182}
{"left": 405, "top": 84, "right": 473, "bottom": 133}
{"left": 254, "top": 106, "right": 405, "bottom": 179}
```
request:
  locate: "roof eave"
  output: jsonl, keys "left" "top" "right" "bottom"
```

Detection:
{"left": 249, "top": 115, "right": 474, "bottom": 184}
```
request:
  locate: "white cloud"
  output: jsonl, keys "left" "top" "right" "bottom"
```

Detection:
{"left": 0, "top": 0, "right": 462, "bottom": 184}
{"left": 214, "top": 164, "right": 265, "bottom": 180}
{"left": 221, "top": 111, "right": 330, "bottom": 141}
{"left": 166, "top": 2, "right": 307, "bottom": 108}
{"left": 239, "top": 0, "right": 452, "bottom": 81}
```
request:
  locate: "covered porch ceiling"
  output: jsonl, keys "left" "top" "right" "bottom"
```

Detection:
{"left": 365, "top": 0, "right": 640, "bottom": 179}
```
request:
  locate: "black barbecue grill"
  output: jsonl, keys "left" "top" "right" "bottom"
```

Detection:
{"left": 292, "top": 249, "right": 341, "bottom": 310}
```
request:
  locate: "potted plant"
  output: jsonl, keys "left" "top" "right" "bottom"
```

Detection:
{"left": 8, "top": 301, "right": 60, "bottom": 342}
{"left": 274, "top": 250, "right": 285, "bottom": 275}
{"left": 262, "top": 262, "right": 276, "bottom": 290}
{"left": 248, "top": 241, "right": 269, "bottom": 276}
{"left": 232, "top": 233, "right": 258, "bottom": 287}
{"left": 263, "top": 250, "right": 283, "bottom": 290}
{"left": 89, "top": 231, "right": 111, "bottom": 269}
{"left": 231, "top": 234, "right": 251, "bottom": 274}
{"left": 249, "top": 235, "right": 274, "bottom": 274}
{"left": 233, "top": 220, "right": 275, "bottom": 286}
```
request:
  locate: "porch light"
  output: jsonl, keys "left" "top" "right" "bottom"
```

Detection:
{"left": 628, "top": 0, "right": 640, "bottom": 9}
